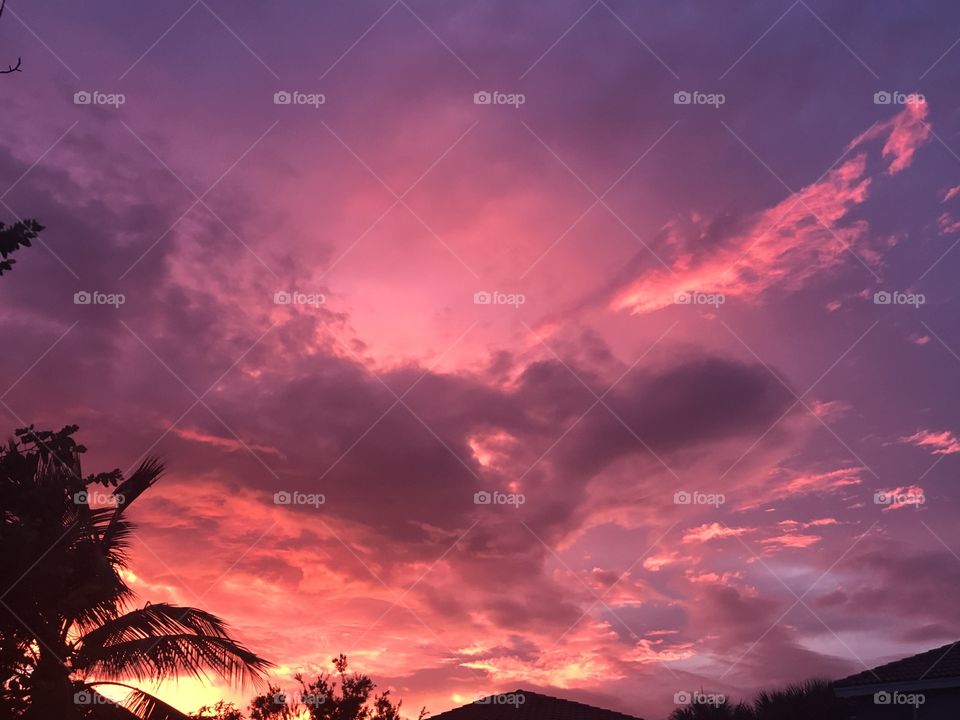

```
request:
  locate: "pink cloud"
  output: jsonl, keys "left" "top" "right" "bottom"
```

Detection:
{"left": 172, "top": 427, "right": 285, "bottom": 458}
{"left": 901, "top": 429, "right": 960, "bottom": 455}
{"left": 782, "top": 468, "right": 863, "bottom": 495}
{"left": 739, "top": 467, "right": 863, "bottom": 510}
{"left": 849, "top": 99, "right": 931, "bottom": 174}
{"left": 642, "top": 551, "right": 686, "bottom": 572}
{"left": 610, "top": 155, "right": 871, "bottom": 315}
{"left": 778, "top": 518, "right": 839, "bottom": 529}
{"left": 682, "top": 523, "right": 749, "bottom": 543}
{"left": 610, "top": 105, "right": 930, "bottom": 316}
{"left": 876, "top": 485, "right": 927, "bottom": 511}
{"left": 944, "top": 185, "right": 960, "bottom": 202}
{"left": 938, "top": 212, "right": 960, "bottom": 235}
{"left": 810, "top": 400, "right": 851, "bottom": 421}
{"left": 685, "top": 570, "right": 745, "bottom": 586}
{"left": 760, "top": 533, "right": 822, "bottom": 549}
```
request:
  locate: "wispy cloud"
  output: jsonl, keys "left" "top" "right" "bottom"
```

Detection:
{"left": 901, "top": 430, "right": 960, "bottom": 456}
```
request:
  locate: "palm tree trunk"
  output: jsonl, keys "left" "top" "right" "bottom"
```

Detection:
{"left": 25, "top": 644, "right": 78, "bottom": 720}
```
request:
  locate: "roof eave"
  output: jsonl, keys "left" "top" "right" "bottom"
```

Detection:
{"left": 834, "top": 676, "right": 960, "bottom": 697}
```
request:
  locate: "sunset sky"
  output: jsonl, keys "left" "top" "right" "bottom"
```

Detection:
{"left": 2, "top": 1, "right": 960, "bottom": 718}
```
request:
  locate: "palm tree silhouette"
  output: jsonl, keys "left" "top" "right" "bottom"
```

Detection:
{"left": 0, "top": 426, "right": 271, "bottom": 719}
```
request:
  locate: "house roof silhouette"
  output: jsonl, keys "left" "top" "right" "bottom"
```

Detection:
{"left": 429, "top": 690, "right": 644, "bottom": 720}
{"left": 834, "top": 641, "right": 960, "bottom": 696}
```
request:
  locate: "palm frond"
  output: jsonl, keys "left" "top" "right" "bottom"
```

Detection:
{"left": 112, "top": 458, "right": 165, "bottom": 512}
{"left": 80, "top": 634, "right": 271, "bottom": 687}
{"left": 122, "top": 687, "right": 193, "bottom": 720}
{"left": 75, "top": 605, "right": 272, "bottom": 687}
{"left": 86, "top": 683, "right": 192, "bottom": 720}
{"left": 77, "top": 604, "right": 236, "bottom": 648}
{"left": 81, "top": 688, "right": 142, "bottom": 720}
{"left": 102, "top": 458, "right": 164, "bottom": 548}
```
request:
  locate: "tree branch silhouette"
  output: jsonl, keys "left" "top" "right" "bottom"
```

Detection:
{"left": 0, "top": 0, "right": 22, "bottom": 74}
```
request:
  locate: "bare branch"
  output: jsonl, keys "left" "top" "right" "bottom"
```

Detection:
{"left": 0, "top": 0, "right": 23, "bottom": 74}
{"left": 0, "top": 57, "right": 21, "bottom": 74}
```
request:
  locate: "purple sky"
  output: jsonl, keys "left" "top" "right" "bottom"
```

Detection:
{"left": 2, "top": 1, "right": 960, "bottom": 718}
